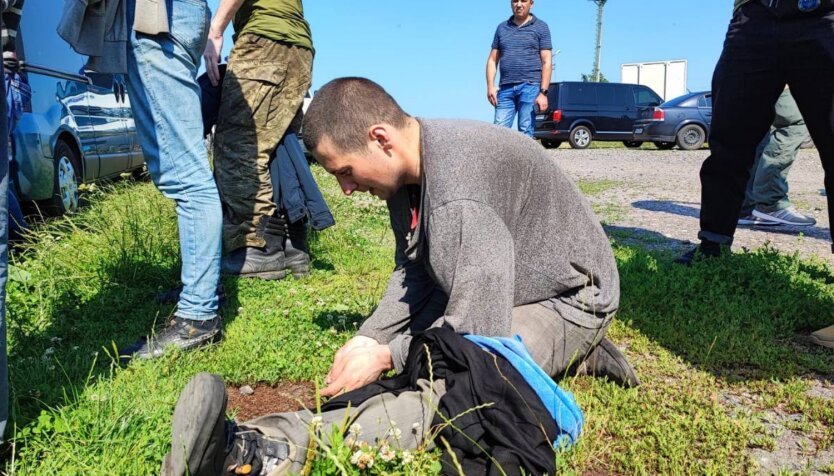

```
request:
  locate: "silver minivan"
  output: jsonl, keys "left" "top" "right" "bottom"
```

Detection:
{"left": 12, "top": 0, "right": 144, "bottom": 214}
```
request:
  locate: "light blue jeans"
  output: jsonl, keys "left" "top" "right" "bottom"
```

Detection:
{"left": 125, "top": 0, "right": 221, "bottom": 320}
{"left": 494, "top": 82, "right": 540, "bottom": 137}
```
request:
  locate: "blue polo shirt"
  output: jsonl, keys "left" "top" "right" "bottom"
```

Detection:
{"left": 491, "top": 15, "right": 552, "bottom": 87}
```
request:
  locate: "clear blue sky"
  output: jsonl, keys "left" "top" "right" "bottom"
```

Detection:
{"left": 206, "top": 1, "right": 734, "bottom": 122}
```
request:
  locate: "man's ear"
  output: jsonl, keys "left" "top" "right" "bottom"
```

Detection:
{"left": 369, "top": 125, "right": 393, "bottom": 151}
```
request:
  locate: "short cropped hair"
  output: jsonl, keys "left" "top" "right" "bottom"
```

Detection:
{"left": 302, "top": 77, "right": 410, "bottom": 154}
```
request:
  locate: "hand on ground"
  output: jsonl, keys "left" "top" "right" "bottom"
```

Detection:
{"left": 321, "top": 339, "right": 392, "bottom": 397}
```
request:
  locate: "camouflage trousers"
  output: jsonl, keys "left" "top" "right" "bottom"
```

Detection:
{"left": 213, "top": 33, "right": 312, "bottom": 252}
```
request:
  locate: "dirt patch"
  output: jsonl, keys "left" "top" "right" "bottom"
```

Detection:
{"left": 226, "top": 381, "right": 316, "bottom": 422}
{"left": 748, "top": 410, "right": 834, "bottom": 475}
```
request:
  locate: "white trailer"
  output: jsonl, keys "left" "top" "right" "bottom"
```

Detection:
{"left": 621, "top": 60, "right": 688, "bottom": 101}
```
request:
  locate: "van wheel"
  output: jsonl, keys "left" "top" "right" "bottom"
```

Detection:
{"left": 46, "top": 141, "right": 81, "bottom": 216}
{"left": 541, "top": 139, "right": 562, "bottom": 149}
{"left": 622, "top": 141, "right": 643, "bottom": 148}
{"left": 653, "top": 141, "right": 675, "bottom": 150}
{"left": 568, "top": 126, "right": 592, "bottom": 149}
{"left": 676, "top": 125, "right": 706, "bottom": 150}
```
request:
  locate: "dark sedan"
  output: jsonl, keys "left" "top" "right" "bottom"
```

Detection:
{"left": 632, "top": 91, "right": 712, "bottom": 150}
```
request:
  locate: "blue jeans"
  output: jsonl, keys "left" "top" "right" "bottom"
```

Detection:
{"left": 493, "top": 82, "right": 539, "bottom": 137}
{"left": 125, "top": 0, "right": 221, "bottom": 320}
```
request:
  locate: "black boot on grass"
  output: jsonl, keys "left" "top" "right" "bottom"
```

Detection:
{"left": 674, "top": 239, "right": 723, "bottom": 266}
{"left": 120, "top": 315, "right": 222, "bottom": 362}
{"left": 573, "top": 338, "right": 641, "bottom": 388}
{"left": 161, "top": 373, "right": 291, "bottom": 476}
{"left": 221, "top": 215, "right": 289, "bottom": 280}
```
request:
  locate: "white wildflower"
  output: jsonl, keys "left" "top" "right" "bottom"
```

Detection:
{"left": 411, "top": 422, "right": 421, "bottom": 433}
{"left": 401, "top": 450, "right": 414, "bottom": 464}
{"left": 379, "top": 445, "right": 395, "bottom": 462}
{"left": 348, "top": 422, "right": 363, "bottom": 437}
{"left": 350, "top": 449, "right": 375, "bottom": 469}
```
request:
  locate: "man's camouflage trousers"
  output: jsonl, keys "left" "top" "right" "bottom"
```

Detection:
{"left": 213, "top": 33, "right": 312, "bottom": 252}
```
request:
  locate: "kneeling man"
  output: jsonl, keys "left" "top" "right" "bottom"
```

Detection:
{"left": 162, "top": 77, "right": 638, "bottom": 476}
{"left": 311, "top": 77, "right": 637, "bottom": 397}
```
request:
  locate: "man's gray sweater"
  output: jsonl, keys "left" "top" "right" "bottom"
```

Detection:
{"left": 357, "top": 119, "right": 620, "bottom": 371}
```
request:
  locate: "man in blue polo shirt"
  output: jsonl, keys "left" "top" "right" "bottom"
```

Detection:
{"left": 486, "top": 0, "right": 552, "bottom": 137}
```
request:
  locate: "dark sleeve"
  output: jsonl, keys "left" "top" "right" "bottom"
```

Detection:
{"left": 491, "top": 25, "right": 501, "bottom": 50}
{"left": 539, "top": 22, "right": 552, "bottom": 50}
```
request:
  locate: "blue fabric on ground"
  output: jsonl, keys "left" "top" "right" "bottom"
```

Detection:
{"left": 465, "top": 334, "right": 583, "bottom": 448}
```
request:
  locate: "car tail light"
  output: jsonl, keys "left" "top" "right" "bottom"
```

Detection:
{"left": 552, "top": 109, "right": 562, "bottom": 123}
{"left": 651, "top": 107, "right": 665, "bottom": 121}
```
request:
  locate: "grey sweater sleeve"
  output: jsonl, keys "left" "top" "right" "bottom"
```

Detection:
{"left": 356, "top": 257, "right": 438, "bottom": 345}
{"left": 385, "top": 200, "right": 516, "bottom": 371}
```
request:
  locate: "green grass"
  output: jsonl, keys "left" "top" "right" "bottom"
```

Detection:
{"left": 2, "top": 167, "right": 833, "bottom": 474}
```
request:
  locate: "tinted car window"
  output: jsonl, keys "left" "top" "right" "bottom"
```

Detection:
{"left": 566, "top": 84, "right": 597, "bottom": 105}
{"left": 634, "top": 86, "right": 661, "bottom": 107}
{"left": 21, "top": 1, "right": 86, "bottom": 74}
{"left": 699, "top": 94, "right": 713, "bottom": 108}
{"left": 597, "top": 84, "right": 632, "bottom": 106}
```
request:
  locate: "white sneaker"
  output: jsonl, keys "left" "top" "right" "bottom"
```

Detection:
{"left": 752, "top": 207, "right": 816, "bottom": 226}
{"left": 738, "top": 214, "right": 778, "bottom": 226}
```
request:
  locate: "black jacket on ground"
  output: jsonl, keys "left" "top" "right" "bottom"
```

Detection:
{"left": 323, "top": 328, "right": 559, "bottom": 475}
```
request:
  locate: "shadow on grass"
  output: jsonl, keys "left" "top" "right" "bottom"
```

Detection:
{"left": 6, "top": 254, "right": 243, "bottom": 430}
{"left": 632, "top": 199, "right": 832, "bottom": 241}
{"left": 613, "top": 240, "right": 834, "bottom": 382}
{"left": 604, "top": 225, "right": 693, "bottom": 251}
{"left": 632, "top": 199, "right": 701, "bottom": 219}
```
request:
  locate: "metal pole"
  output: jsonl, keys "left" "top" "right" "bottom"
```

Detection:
{"left": 594, "top": 1, "right": 605, "bottom": 82}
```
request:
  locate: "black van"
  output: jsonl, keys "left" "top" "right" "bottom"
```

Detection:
{"left": 534, "top": 81, "right": 663, "bottom": 149}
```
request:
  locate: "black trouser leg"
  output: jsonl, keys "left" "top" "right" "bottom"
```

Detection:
{"left": 785, "top": 11, "right": 834, "bottom": 245}
{"left": 698, "top": 4, "right": 786, "bottom": 246}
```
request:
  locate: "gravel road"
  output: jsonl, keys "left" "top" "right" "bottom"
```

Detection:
{"left": 551, "top": 147, "right": 831, "bottom": 260}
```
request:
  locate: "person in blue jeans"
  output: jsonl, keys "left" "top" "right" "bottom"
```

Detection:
{"left": 486, "top": 0, "right": 552, "bottom": 137}
{"left": 59, "top": 0, "right": 223, "bottom": 358}
{"left": 123, "top": 0, "right": 223, "bottom": 358}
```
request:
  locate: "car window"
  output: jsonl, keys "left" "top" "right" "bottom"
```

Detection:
{"left": 634, "top": 86, "right": 661, "bottom": 107}
{"left": 565, "top": 84, "right": 597, "bottom": 105}
{"left": 699, "top": 94, "right": 713, "bottom": 108}
{"left": 679, "top": 97, "right": 698, "bottom": 107}
{"left": 21, "top": 0, "right": 86, "bottom": 73}
{"left": 597, "top": 84, "right": 632, "bottom": 107}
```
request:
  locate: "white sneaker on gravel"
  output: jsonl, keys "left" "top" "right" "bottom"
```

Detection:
{"left": 752, "top": 207, "right": 816, "bottom": 226}
{"left": 738, "top": 214, "right": 778, "bottom": 226}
